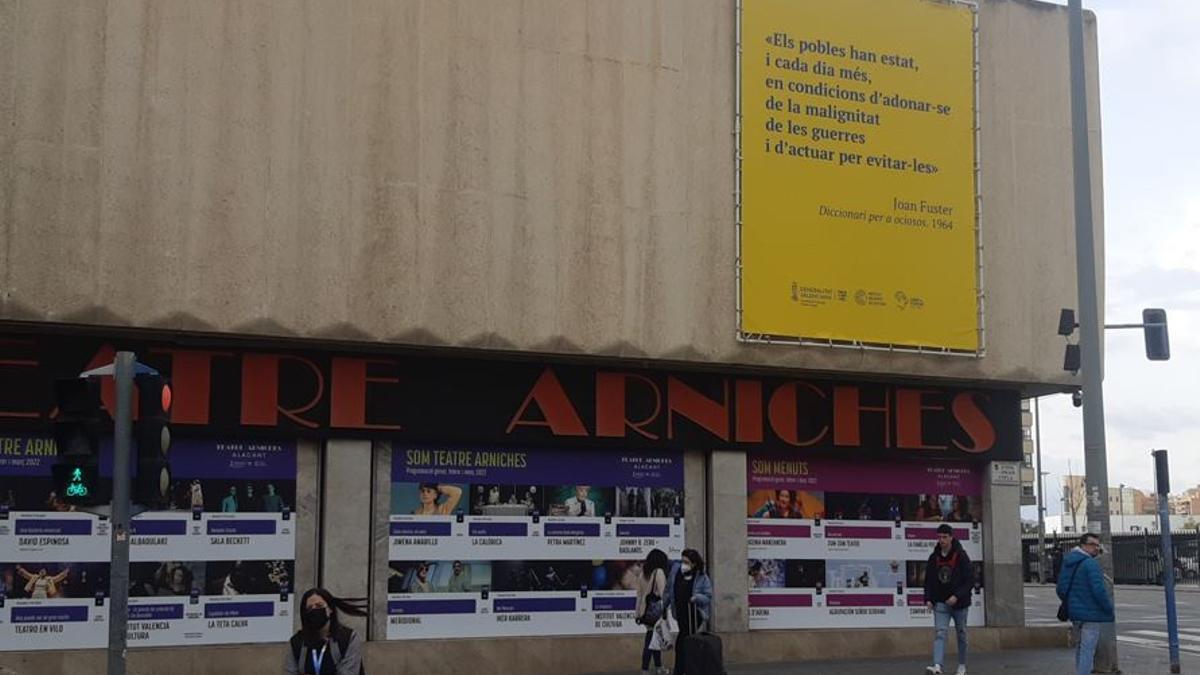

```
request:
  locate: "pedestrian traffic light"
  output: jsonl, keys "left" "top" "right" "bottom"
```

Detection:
{"left": 50, "top": 377, "right": 106, "bottom": 506}
{"left": 133, "top": 374, "right": 172, "bottom": 506}
{"left": 1142, "top": 308, "right": 1170, "bottom": 361}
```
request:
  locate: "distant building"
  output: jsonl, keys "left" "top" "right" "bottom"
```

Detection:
{"left": 1045, "top": 513, "right": 1195, "bottom": 534}
{"left": 1020, "top": 400, "right": 1036, "bottom": 506}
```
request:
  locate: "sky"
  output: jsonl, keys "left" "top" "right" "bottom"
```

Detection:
{"left": 1025, "top": 1, "right": 1200, "bottom": 519}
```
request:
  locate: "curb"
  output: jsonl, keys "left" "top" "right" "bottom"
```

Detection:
{"left": 1024, "top": 582, "right": 1200, "bottom": 593}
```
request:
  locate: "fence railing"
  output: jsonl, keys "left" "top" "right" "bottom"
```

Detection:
{"left": 1021, "top": 531, "right": 1200, "bottom": 586}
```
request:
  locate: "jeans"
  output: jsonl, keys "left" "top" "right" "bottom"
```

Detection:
{"left": 1074, "top": 621, "right": 1102, "bottom": 675}
{"left": 932, "top": 602, "right": 969, "bottom": 667}
{"left": 641, "top": 628, "right": 662, "bottom": 670}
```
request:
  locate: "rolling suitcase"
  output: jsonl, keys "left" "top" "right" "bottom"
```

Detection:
{"left": 680, "top": 598, "right": 725, "bottom": 675}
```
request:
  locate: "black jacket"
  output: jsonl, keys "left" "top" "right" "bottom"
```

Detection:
{"left": 923, "top": 539, "right": 974, "bottom": 608}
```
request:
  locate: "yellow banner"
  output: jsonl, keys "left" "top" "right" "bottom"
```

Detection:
{"left": 740, "top": 0, "right": 979, "bottom": 351}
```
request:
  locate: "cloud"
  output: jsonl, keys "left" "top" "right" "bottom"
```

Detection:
{"left": 1104, "top": 404, "right": 1200, "bottom": 441}
{"left": 1012, "top": 2, "right": 1200, "bottom": 521}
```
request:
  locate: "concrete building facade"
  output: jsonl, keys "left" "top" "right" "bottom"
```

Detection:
{"left": 0, "top": 0, "right": 1100, "bottom": 673}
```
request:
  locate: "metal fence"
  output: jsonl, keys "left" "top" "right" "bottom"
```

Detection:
{"left": 1021, "top": 531, "right": 1200, "bottom": 586}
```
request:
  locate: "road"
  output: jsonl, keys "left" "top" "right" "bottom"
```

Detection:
{"left": 1025, "top": 583, "right": 1200, "bottom": 657}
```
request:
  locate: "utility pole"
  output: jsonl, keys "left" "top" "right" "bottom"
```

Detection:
{"left": 1153, "top": 450, "right": 1181, "bottom": 674}
{"left": 1035, "top": 398, "right": 1047, "bottom": 582}
{"left": 108, "top": 351, "right": 135, "bottom": 675}
{"left": 1067, "top": 1, "right": 1117, "bottom": 670}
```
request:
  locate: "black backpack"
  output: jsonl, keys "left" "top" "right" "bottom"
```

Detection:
{"left": 290, "top": 626, "right": 364, "bottom": 675}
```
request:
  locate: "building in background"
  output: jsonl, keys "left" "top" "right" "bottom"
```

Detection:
{"left": 1045, "top": 513, "right": 1195, "bottom": 534}
{"left": 1170, "top": 487, "right": 1200, "bottom": 516}
{"left": 1021, "top": 400, "right": 1037, "bottom": 506}
{"left": 1060, "top": 476, "right": 1156, "bottom": 532}
{"left": 1061, "top": 474, "right": 1088, "bottom": 532}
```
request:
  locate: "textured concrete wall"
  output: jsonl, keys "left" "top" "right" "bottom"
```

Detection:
{"left": 983, "top": 462, "right": 1025, "bottom": 626}
{"left": 294, "top": 438, "right": 322, "bottom": 631}
{"left": 707, "top": 449, "right": 749, "bottom": 633}
{"left": 684, "top": 449, "right": 707, "bottom": 555}
{"left": 320, "top": 439, "right": 373, "bottom": 637}
{"left": 369, "top": 441, "right": 392, "bottom": 641}
{"left": 0, "top": 0, "right": 1102, "bottom": 389}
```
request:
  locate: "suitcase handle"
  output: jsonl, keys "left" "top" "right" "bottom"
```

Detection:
{"left": 688, "top": 597, "right": 707, "bottom": 634}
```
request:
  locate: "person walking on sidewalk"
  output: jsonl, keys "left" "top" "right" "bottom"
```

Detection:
{"left": 923, "top": 523, "right": 974, "bottom": 675}
{"left": 1056, "top": 532, "right": 1115, "bottom": 675}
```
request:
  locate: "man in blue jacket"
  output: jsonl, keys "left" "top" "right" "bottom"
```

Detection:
{"left": 1056, "top": 532, "right": 1115, "bottom": 675}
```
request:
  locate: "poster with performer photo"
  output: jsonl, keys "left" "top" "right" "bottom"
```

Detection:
{"left": 746, "top": 453, "right": 985, "bottom": 629}
{"left": 0, "top": 435, "right": 297, "bottom": 650}
{"left": 386, "top": 558, "right": 655, "bottom": 640}
{"left": 387, "top": 446, "right": 684, "bottom": 640}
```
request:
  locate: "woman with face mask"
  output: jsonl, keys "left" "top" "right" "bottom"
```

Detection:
{"left": 664, "top": 549, "right": 714, "bottom": 675}
{"left": 284, "top": 588, "right": 368, "bottom": 674}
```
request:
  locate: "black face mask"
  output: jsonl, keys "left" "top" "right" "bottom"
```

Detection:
{"left": 302, "top": 606, "right": 329, "bottom": 631}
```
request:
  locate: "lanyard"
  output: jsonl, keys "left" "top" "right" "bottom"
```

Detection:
{"left": 311, "top": 642, "right": 328, "bottom": 674}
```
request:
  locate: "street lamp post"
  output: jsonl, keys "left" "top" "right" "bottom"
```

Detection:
{"left": 1035, "top": 398, "right": 1048, "bottom": 582}
{"left": 1067, "top": 0, "right": 1118, "bottom": 670}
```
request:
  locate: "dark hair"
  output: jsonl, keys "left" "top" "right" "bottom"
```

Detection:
{"left": 682, "top": 548, "right": 705, "bottom": 575}
{"left": 775, "top": 489, "right": 793, "bottom": 499}
{"left": 644, "top": 548, "right": 670, "bottom": 579}
{"left": 936, "top": 524, "right": 954, "bottom": 535}
{"left": 299, "top": 588, "right": 368, "bottom": 645}
{"left": 1079, "top": 532, "right": 1100, "bottom": 545}
{"left": 418, "top": 483, "right": 438, "bottom": 492}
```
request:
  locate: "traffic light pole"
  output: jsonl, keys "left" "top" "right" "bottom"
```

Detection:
{"left": 108, "top": 352, "right": 135, "bottom": 675}
{"left": 1153, "top": 450, "right": 1181, "bottom": 674}
{"left": 1068, "top": 0, "right": 1118, "bottom": 670}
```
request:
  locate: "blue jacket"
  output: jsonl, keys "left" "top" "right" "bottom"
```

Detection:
{"left": 1056, "top": 548, "right": 1115, "bottom": 623}
{"left": 664, "top": 561, "right": 713, "bottom": 627}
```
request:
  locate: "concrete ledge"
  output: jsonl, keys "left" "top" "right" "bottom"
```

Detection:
{"left": 717, "top": 626, "right": 1068, "bottom": 666}
{"left": 1, "top": 644, "right": 280, "bottom": 675}
{"left": 0, "top": 627, "right": 1068, "bottom": 675}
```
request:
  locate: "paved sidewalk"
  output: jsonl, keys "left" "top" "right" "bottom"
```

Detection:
{"left": 596, "top": 644, "right": 1198, "bottom": 674}
{"left": 1026, "top": 582, "right": 1200, "bottom": 594}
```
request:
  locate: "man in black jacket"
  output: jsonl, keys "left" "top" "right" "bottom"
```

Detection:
{"left": 922, "top": 523, "right": 974, "bottom": 675}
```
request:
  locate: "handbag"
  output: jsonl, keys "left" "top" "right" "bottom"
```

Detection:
{"left": 641, "top": 591, "right": 664, "bottom": 625}
{"left": 649, "top": 614, "right": 675, "bottom": 651}
{"left": 1057, "top": 563, "right": 1080, "bottom": 622}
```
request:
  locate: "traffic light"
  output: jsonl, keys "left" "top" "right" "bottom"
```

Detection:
{"left": 133, "top": 374, "right": 172, "bottom": 506}
{"left": 51, "top": 377, "right": 107, "bottom": 506}
{"left": 1142, "top": 308, "right": 1170, "bottom": 361}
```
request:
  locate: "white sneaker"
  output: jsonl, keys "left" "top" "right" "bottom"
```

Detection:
{"left": 956, "top": 666, "right": 967, "bottom": 675}
{"left": 925, "top": 666, "right": 942, "bottom": 675}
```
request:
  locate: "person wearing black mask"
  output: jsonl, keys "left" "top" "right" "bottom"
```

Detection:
{"left": 665, "top": 548, "right": 714, "bottom": 675}
{"left": 285, "top": 588, "right": 368, "bottom": 674}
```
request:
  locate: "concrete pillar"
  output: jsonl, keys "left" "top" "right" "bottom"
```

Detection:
{"left": 292, "top": 438, "right": 322, "bottom": 630}
{"left": 684, "top": 449, "right": 707, "bottom": 555}
{"left": 369, "top": 441, "right": 393, "bottom": 641}
{"left": 983, "top": 461, "right": 1024, "bottom": 626}
{"left": 707, "top": 449, "right": 748, "bottom": 632}
{"left": 320, "top": 439, "right": 373, "bottom": 637}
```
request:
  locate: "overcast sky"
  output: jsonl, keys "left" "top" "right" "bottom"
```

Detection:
{"left": 1025, "top": 1, "right": 1200, "bottom": 519}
